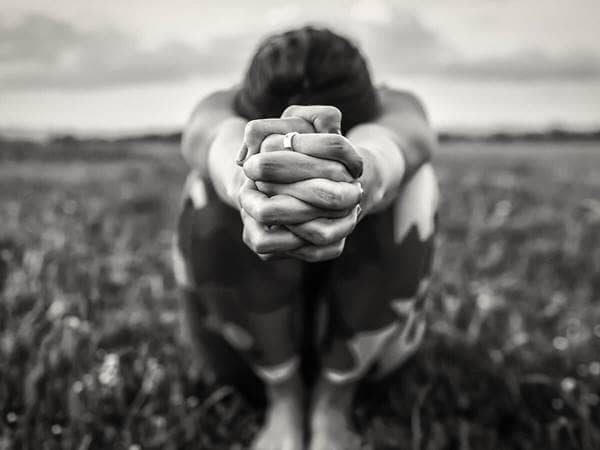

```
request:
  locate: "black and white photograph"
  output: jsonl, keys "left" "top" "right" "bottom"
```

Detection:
{"left": 1, "top": 1, "right": 599, "bottom": 449}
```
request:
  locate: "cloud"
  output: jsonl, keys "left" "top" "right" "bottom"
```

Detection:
{"left": 353, "top": 5, "right": 600, "bottom": 81}
{"left": 0, "top": 14, "right": 256, "bottom": 89}
{"left": 440, "top": 50, "right": 600, "bottom": 81}
{"left": 1, "top": 12, "right": 599, "bottom": 91}
{"left": 353, "top": 7, "right": 456, "bottom": 75}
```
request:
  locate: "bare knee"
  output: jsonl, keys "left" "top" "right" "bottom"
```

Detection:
{"left": 394, "top": 163, "right": 439, "bottom": 243}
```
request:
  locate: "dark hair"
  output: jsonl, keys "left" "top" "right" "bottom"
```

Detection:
{"left": 235, "top": 26, "right": 380, "bottom": 134}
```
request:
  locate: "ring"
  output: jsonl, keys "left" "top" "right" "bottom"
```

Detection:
{"left": 283, "top": 132, "right": 299, "bottom": 151}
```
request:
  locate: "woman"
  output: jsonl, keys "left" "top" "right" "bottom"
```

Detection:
{"left": 174, "top": 26, "right": 439, "bottom": 450}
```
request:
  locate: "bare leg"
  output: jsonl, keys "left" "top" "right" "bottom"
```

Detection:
{"left": 249, "top": 309, "right": 305, "bottom": 450}
{"left": 309, "top": 376, "right": 361, "bottom": 450}
{"left": 253, "top": 371, "right": 305, "bottom": 450}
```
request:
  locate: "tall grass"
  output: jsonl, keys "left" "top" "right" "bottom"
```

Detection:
{"left": 1, "top": 140, "right": 599, "bottom": 449}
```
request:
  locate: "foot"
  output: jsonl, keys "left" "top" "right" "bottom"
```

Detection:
{"left": 309, "top": 377, "right": 362, "bottom": 450}
{"left": 252, "top": 375, "right": 305, "bottom": 450}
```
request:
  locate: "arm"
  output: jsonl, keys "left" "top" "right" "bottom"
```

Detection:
{"left": 347, "top": 87, "right": 437, "bottom": 215}
{"left": 181, "top": 92, "right": 358, "bottom": 262}
{"left": 181, "top": 88, "right": 247, "bottom": 208}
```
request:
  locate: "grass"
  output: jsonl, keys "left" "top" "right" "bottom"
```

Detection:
{"left": 1, "top": 138, "right": 599, "bottom": 449}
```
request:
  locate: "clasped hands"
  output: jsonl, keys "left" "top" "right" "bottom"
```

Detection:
{"left": 236, "top": 106, "right": 364, "bottom": 262}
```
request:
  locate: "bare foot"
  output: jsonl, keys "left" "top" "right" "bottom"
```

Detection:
{"left": 252, "top": 375, "right": 305, "bottom": 450}
{"left": 309, "top": 377, "right": 362, "bottom": 450}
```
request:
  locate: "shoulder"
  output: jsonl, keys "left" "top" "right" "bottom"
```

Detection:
{"left": 182, "top": 86, "right": 240, "bottom": 159}
{"left": 189, "top": 86, "right": 239, "bottom": 118}
{"left": 376, "top": 86, "right": 427, "bottom": 119}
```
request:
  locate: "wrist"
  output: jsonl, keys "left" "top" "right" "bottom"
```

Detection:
{"left": 207, "top": 117, "right": 247, "bottom": 209}
{"left": 355, "top": 139, "right": 405, "bottom": 216}
{"left": 354, "top": 146, "right": 382, "bottom": 216}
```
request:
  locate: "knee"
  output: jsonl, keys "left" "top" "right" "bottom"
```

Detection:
{"left": 394, "top": 163, "right": 439, "bottom": 243}
{"left": 172, "top": 235, "right": 193, "bottom": 289}
{"left": 180, "top": 170, "right": 208, "bottom": 210}
{"left": 175, "top": 173, "right": 244, "bottom": 287}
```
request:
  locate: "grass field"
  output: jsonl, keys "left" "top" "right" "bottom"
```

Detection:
{"left": 1, "top": 138, "right": 600, "bottom": 449}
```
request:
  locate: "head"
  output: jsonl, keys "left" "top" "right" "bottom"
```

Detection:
{"left": 235, "top": 26, "right": 380, "bottom": 134}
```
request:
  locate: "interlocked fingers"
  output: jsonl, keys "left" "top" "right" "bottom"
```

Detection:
{"left": 235, "top": 105, "right": 365, "bottom": 262}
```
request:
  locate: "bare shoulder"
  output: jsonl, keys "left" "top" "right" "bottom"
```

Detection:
{"left": 376, "top": 86, "right": 428, "bottom": 119}
{"left": 189, "top": 86, "right": 239, "bottom": 119}
{"left": 182, "top": 86, "right": 240, "bottom": 162}
{"left": 184, "top": 86, "right": 239, "bottom": 138}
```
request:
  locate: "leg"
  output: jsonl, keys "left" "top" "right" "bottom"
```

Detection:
{"left": 309, "top": 164, "right": 439, "bottom": 450}
{"left": 174, "top": 172, "right": 306, "bottom": 449}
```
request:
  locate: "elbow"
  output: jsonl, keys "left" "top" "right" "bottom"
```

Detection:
{"left": 180, "top": 124, "right": 207, "bottom": 173}
{"left": 180, "top": 131, "right": 195, "bottom": 165}
{"left": 180, "top": 132, "right": 196, "bottom": 168}
{"left": 410, "top": 120, "right": 436, "bottom": 168}
{"left": 419, "top": 129, "right": 437, "bottom": 163}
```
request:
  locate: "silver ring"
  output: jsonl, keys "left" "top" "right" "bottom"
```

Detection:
{"left": 283, "top": 132, "right": 299, "bottom": 151}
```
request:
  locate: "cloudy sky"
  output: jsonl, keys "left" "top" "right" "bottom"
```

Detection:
{"left": 1, "top": 0, "right": 600, "bottom": 135}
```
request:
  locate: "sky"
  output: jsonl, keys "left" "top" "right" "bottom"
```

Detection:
{"left": 1, "top": 0, "right": 600, "bottom": 135}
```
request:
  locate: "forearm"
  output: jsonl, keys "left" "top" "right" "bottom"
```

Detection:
{"left": 181, "top": 88, "right": 240, "bottom": 177}
{"left": 348, "top": 124, "right": 405, "bottom": 215}
{"left": 378, "top": 118, "right": 435, "bottom": 182}
{"left": 372, "top": 88, "right": 437, "bottom": 181}
{"left": 207, "top": 118, "right": 248, "bottom": 209}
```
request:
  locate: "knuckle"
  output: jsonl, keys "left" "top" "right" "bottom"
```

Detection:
{"left": 282, "top": 105, "right": 300, "bottom": 117}
{"left": 328, "top": 164, "right": 351, "bottom": 182}
{"left": 316, "top": 107, "right": 342, "bottom": 132}
{"left": 322, "top": 106, "right": 341, "bottom": 122}
{"left": 254, "top": 158, "right": 273, "bottom": 179}
{"left": 245, "top": 120, "right": 264, "bottom": 141}
{"left": 303, "top": 249, "right": 321, "bottom": 263}
{"left": 245, "top": 120, "right": 260, "bottom": 135}
{"left": 332, "top": 245, "right": 344, "bottom": 259}
{"left": 253, "top": 203, "right": 269, "bottom": 223}
{"left": 290, "top": 117, "right": 314, "bottom": 133}
{"left": 325, "top": 134, "right": 347, "bottom": 153}
{"left": 256, "top": 202, "right": 278, "bottom": 224}
{"left": 261, "top": 135, "right": 280, "bottom": 153}
{"left": 313, "top": 248, "right": 328, "bottom": 262}
{"left": 313, "top": 228, "right": 332, "bottom": 246}
{"left": 317, "top": 184, "right": 342, "bottom": 208}
{"left": 253, "top": 237, "right": 269, "bottom": 254}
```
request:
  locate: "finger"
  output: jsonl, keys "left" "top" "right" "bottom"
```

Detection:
{"left": 243, "top": 151, "right": 353, "bottom": 183}
{"left": 241, "top": 209, "right": 304, "bottom": 254}
{"left": 256, "top": 252, "right": 290, "bottom": 261}
{"left": 260, "top": 133, "right": 363, "bottom": 178}
{"left": 281, "top": 105, "right": 342, "bottom": 134}
{"left": 235, "top": 143, "right": 248, "bottom": 165}
{"left": 240, "top": 117, "right": 315, "bottom": 163}
{"left": 235, "top": 177, "right": 262, "bottom": 210}
{"left": 239, "top": 187, "right": 350, "bottom": 225}
{"left": 255, "top": 179, "right": 362, "bottom": 210}
{"left": 286, "top": 205, "right": 360, "bottom": 246}
{"left": 286, "top": 239, "right": 346, "bottom": 262}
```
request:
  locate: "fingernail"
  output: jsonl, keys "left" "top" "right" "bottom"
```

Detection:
{"left": 355, "top": 160, "right": 364, "bottom": 178}
{"left": 236, "top": 143, "right": 248, "bottom": 166}
{"left": 355, "top": 181, "right": 364, "bottom": 200}
{"left": 356, "top": 204, "right": 362, "bottom": 217}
